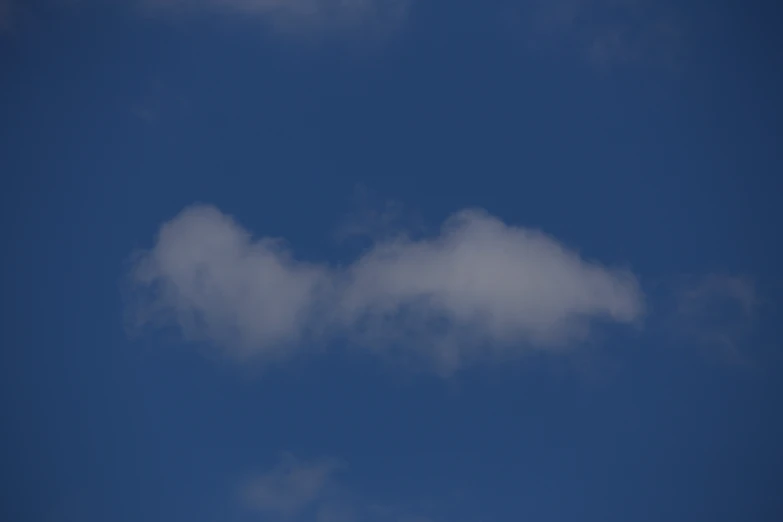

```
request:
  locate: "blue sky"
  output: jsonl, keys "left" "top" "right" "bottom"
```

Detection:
{"left": 1, "top": 1, "right": 782, "bottom": 521}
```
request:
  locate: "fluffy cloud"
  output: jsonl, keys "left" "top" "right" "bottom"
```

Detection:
{"left": 128, "top": 204, "right": 644, "bottom": 372}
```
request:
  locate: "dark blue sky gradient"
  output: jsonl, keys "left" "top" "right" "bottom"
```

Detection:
{"left": 2, "top": 1, "right": 782, "bottom": 521}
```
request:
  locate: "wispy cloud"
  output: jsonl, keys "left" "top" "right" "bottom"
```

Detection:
{"left": 126, "top": 204, "right": 644, "bottom": 373}
{"left": 241, "top": 454, "right": 343, "bottom": 519}
{"left": 139, "top": 0, "right": 411, "bottom": 36}
{"left": 332, "top": 186, "right": 426, "bottom": 245}
{"left": 130, "top": 80, "right": 191, "bottom": 125}
{"left": 522, "top": 0, "right": 682, "bottom": 67}
{"left": 240, "top": 454, "right": 432, "bottom": 522}
{"left": 671, "top": 274, "right": 759, "bottom": 364}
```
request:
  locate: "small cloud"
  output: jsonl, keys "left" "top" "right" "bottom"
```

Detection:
{"left": 677, "top": 274, "right": 757, "bottom": 319}
{"left": 672, "top": 274, "right": 759, "bottom": 364}
{"left": 131, "top": 105, "right": 158, "bottom": 123}
{"left": 130, "top": 80, "right": 191, "bottom": 124}
{"left": 126, "top": 203, "right": 644, "bottom": 373}
{"left": 332, "top": 187, "right": 426, "bottom": 245}
{"left": 523, "top": 0, "right": 682, "bottom": 67}
{"left": 241, "top": 454, "right": 343, "bottom": 518}
{"left": 240, "top": 454, "right": 432, "bottom": 522}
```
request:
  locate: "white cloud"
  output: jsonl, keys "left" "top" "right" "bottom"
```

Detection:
{"left": 128, "top": 204, "right": 644, "bottom": 372}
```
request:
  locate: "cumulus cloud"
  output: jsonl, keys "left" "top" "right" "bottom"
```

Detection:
{"left": 240, "top": 454, "right": 432, "bottom": 522}
{"left": 127, "top": 204, "right": 644, "bottom": 372}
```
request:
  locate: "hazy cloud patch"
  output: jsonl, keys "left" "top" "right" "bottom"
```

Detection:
{"left": 671, "top": 274, "right": 760, "bottom": 364}
{"left": 241, "top": 454, "right": 344, "bottom": 519}
{"left": 240, "top": 454, "right": 433, "bottom": 522}
{"left": 522, "top": 0, "right": 682, "bottom": 67}
{"left": 139, "top": 0, "right": 411, "bottom": 37}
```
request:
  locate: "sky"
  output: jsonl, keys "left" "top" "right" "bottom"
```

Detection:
{"left": 1, "top": 1, "right": 782, "bottom": 521}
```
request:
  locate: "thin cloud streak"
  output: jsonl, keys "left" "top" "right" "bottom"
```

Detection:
{"left": 127, "top": 204, "right": 645, "bottom": 373}
{"left": 139, "top": 0, "right": 411, "bottom": 35}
